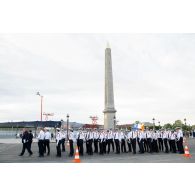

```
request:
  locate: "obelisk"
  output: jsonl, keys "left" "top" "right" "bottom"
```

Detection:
{"left": 103, "top": 43, "right": 116, "bottom": 130}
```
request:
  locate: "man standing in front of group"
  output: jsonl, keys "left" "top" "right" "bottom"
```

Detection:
{"left": 176, "top": 127, "right": 184, "bottom": 154}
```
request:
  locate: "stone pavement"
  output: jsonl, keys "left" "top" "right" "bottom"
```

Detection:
{"left": 0, "top": 138, "right": 195, "bottom": 163}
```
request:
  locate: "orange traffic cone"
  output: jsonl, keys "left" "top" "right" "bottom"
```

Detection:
{"left": 183, "top": 145, "right": 191, "bottom": 158}
{"left": 72, "top": 147, "right": 81, "bottom": 163}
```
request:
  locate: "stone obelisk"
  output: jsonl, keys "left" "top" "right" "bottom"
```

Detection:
{"left": 103, "top": 43, "right": 116, "bottom": 129}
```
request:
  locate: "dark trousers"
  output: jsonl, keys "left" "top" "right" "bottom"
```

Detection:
{"left": 99, "top": 142, "right": 103, "bottom": 154}
{"left": 131, "top": 138, "right": 136, "bottom": 154}
{"left": 139, "top": 139, "right": 144, "bottom": 153}
{"left": 147, "top": 138, "right": 152, "bottom": 153}
{"left": 158, "top": 138, "right": 164, "bottom": 151}
{"left": 20, "top": 142, "right": 32, "bottom": 155}
{"left": 86, "top": 140, "right": 89, "bottom": 154}
{"left": 121, "top": 139, "right": 127, "bottom": 152}
{"left": 168, "top": 140, "right": 172, "bottom": 152}
{"left": 44, "top": 139, "right": 50, "bottom": 155}
{"left": 163, "top": 138, "right": 169, "bottom": 153}
{"left": 170, "top": 140, "right": 176, "bottom": 153}
{"left": 38, "top": 140, "right": 44, "bottom": 156}
{"left": 177, "top": 138, "right": 184, "bottom": 154}
{"left": 152, "top": 140, "right": 159, "bottom": 153}
{"left": 107, "top": 139, "right": 114, "bottom": 153}
{"left": 94, "top": 139, "right": 98, "bottom": 153}
{"left": 114, "top": 139, "right": 120, "bottom": 153}
{"left": 61, "top": 138, "right": 65, "bottom": 152}
{"left": 69, "top": 139, "right": 74, "bottom": 156}
{"left": 143, "top": 139, "right": 148, "bottom": 152}
{"left": 127, "top": 140, "right": 132, "bottom": 152}
{"left": 56, "top": 140, "right": 61, "bottom": 157}
{"left": 110, "top": 139, "right": 115, "bottom": 152}
{"left": 29, "top": 141, "right": 32, "bottom": 151}
{"left": 78, "top": 139, "right": 84, "bottom": 155}
{"left": 88, "top": 139, "right": 93, "bottom": 155}
{"left": 103, "top": 141, "right": 107, "bottom": 154}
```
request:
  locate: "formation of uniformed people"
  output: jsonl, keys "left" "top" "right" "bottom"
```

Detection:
{"left": 19, "top": 126, "right": 185, "bottom": 157}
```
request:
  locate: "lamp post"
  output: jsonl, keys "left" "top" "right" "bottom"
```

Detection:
{"left": 36, "top": 92, "right": 43, "bottom": 123}
{"left": 61, "top": 119, "right": 64, "bottom": 130}
{"left": 158, "top": 121, "right": 160, "bottom": 130}
{"left": 113, "top": 116, "right": 116, "bottom": 130}
{"left": 152, "top": 118, "right": 155, "bottom": 130}
{"left": 184, "top": 118, "right": 187, "bottom": 130}
{"left": 66, "top": 114, "right": 69, "bottom": 140}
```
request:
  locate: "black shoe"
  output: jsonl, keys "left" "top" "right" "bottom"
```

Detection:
{"left": 19, "top": 154, "right": 23, "bottom": 156}
{"left": 29, "top": 153, "right": 33, "bottom": 156}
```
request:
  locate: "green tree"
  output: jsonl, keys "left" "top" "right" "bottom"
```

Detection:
{"left": 164, "top": 123, "right": 173, "bottom": 129}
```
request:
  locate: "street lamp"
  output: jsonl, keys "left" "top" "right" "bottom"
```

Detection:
{"left": 66, "top": 114, "right": 69, "bottom": 140}
{"left": 36, "top": 92, "right": 43, "bottom": 122}
{"left": 152, "top": 118, "right": 155, "bottom": 130}
{"left": 113, "top": 116, "right": 116, "bottom": 130}
{"left": 184, "top": 118, "right": 187, "bottom": 126}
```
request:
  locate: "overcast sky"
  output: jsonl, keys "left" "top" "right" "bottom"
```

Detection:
{"left": 0, "top": 34, "right": 195, "bottom": 125}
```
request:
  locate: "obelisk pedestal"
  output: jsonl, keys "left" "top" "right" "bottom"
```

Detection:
{"left": 103, "top": 44, "right": 116, "bottom": 130}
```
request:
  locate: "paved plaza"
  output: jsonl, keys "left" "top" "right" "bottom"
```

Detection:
{"left": 0, "top": 138, "right": 195, "bottom": 163}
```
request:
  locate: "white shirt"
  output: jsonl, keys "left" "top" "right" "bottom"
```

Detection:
{"left": 131, "top": 131, "right": 137, "bottom": 139}
{"left": 61, "top": 132, "right": 66, "bottom": 139}
{"left": 99, "top": 133, "right": 104, "bottom": 142}
{"left": 56, "top": 131, "right": 62, "bottom": 141}
{"left": 142, "top": 131, "right": 147, "bottom": 139}
{"left": 93, "top": 131, "right": 99, "bottom": 139}
{"left": 107, "top": 131, "right": 114, "bottom": 139}
{"left": 162, "top": 131, "right": 168, "bottom": 139}
{"left": 177, "top": 130, "right": 183, "bottom": 139}
{"left": 146, "top": 131, "right": 152, "bottom": 138}
{"left": 120, "top": 132, "right": 125, "bottom": 139}
{"left": 114, "top": 132, "right": 119, "bottom": 139}
{"left": 152, "top": 132, "right": 158, "bottom": 140}
{"left": 138, "top": 131, "right": 144, "bottom": 140}
{"left": 38, "top": 130, "right": 45, "bottom": 140}
{"left": 69, "top": 132, "right": 74, "bottom": 140}
{"left": 86, "top": 132, "right": 94, "bottom": 139}
{"left": 44, "top": 131, "right": 51, "bottom": 140}
{"left": 78, "top": 132, "right": 85, "bottom": 140}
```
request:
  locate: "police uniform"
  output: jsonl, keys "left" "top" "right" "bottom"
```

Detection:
{"left": 114, "top": 130, "right": 120, "bottom": 154}
{"left": 138, "top": 130, "right": 144, "bottom": 154}
{"left": 107, "top": 130, "right": 115, "bottom": 153}
{"left": 77, "top": 131, "right": 85, "bottom": 156}
{"left": 151, "top": 131, "right": 159, "bottom": 153}
{"left": 68, "top": 131, "right": 74, "bottom": 157}
{"left": 93, "top": 130, "right": 99, "bottom": 153}
{"left": 130, "top": 130, "right": 137, "bottom": 154}
{"left": 19, "top": 129, "right": 33, "bottom": 156}
{"left": 170, "top": 131, "right": 177, "bottom": 153}
{"left": 157, "top": 131, "right": 164, "bottom": 152}
{"left": 176, "top": 128, "right": 184, "bottom": 154}
{"left": 102, "top": 131, "right": 107, "bottom": 154}
{"left": 127, "top": 131, "right": 132, "bottom": 152}
{"left": 44, "top": 130, "right": 51, "bottom": 155}
{"left": 99, "top": 131, "right": 104, "bottom": 155}
{"left": 120, "top": 131, "right": 127, "bottom": 153}
{"left": 56, "top": 129, "right": 62, "bottom": 157}
{"left": 61, "top": 131, "right": 66, "bottom": 152}
{"left": 142, "top": 130, "right": 148, "bottom": 152}
{"left": 146, "top": 130, "right": 152, "bottom": 153}
{"left": 37, "top": 129, "right": 45, "bottom": 157}
{"left": 162, "top": 130, "right": 169, "bottom": 153}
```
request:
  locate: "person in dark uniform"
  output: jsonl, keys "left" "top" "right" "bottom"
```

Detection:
{"left": 163, "top": 129, "right": 169, "bottom": 153}
{"left": 37, "top": 128, "right": 45, "bottom": 157}
{"left": 19, "top": 128, "right": 33, "bottom": 156}
{"left": 61, "top": 130, "right": 66, "bottom": 152}
{"left": 77, "top": 130, "right": 84, "bottom": 156}
{"left": 56, "top": 129, "right": 62, "bottom": 157}
{"left": 130, "top": 130, "right": 137, "bottom": 154}
{"left": 68, "top": 130, "right": 74, "bottom": 157}
{"left": 44, "top": 129, "right": 51, "bottom": 156}
{"left": 114, "top": 130, "right": 120, "bottom": 154}
{"left": 120, "top": 130, "right": 127, "bottom": 153}
{"left": 99, "top": 131, "right": 104, "bottom": 155}
{"left": 28, "top": 130, "right": 33, "bottom": 151}
{"left": 176, "top": 127, "right": 184, "bottom": 154}
{"left": 93, "top": 129, "right": 99, "bottom": 153}
{"left": 127, "top": 130, "right": 132, "bottom": 152}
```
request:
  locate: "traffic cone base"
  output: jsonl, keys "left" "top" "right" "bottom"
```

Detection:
{"left": 183, "top": 145, "right": 192, "bottom": 158}
{"left": 72, "top": 147, "right": 81, "bottom": 163}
